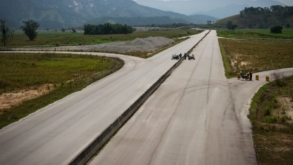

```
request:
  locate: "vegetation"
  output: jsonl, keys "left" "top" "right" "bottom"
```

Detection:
{"left": 270, "top": 26, "right": 283, "bottom": 33}
{"left": 0, "top": 19, "right": 14, "bottom": 46}
{"left": 20, "top": 20, "right": 40, "bottom": 41}
{"left": 87, "top": 16, "right": 190, "bottom": 27}
{"left": 218, "top": 38, "right": 234, "bottom": 78}
{"left": 217, "top": 28, "right": 293, "bottom": 39}
{"left": 0, "top": 29, "right": 201, "bottom": 47}
{"left": 84, "top": 23, "right": 135, "bottom": 35}
{"left": 0, "top": 53, "right": 124, "bottom": 128}
{"left": 219, "top": 38, "right": 293, "bottom": 74}
{"left": 218, "top": 29, "right": 293, "bottom": 164}
{"left": 226, "top": 20, "right": 237, "bottom": 30}
{"left": 249, "top": 75, "right": 293, "bottom": 165}
{"left": 214, "top": 5, "right": 293, "bottom": 29}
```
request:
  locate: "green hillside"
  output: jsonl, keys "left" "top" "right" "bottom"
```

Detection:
{"left": 214, "top": 5, "right": 293, "bottom": 29}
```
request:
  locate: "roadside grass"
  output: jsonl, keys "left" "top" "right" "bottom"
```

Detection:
{"left": 218, "top": 38, "right": 293, "bottom": 75}
{"left": 218, "top": 39, "right": 234, "bottom": 78}
{"left": 0, "top": 53, "right": 124, "bottom": 129}
{"left": 217, "top": 28, "right": 293, "bottom": 39}
{"left": 249, "top": 76, "right": 293, "bottom": 165}
{"left": 1, "top": 29, "right": 202, "bottom": 47}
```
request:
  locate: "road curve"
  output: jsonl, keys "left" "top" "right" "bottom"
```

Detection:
{"left": 0, "top": 31, "right": 209, "bottom": 165}
{"left": 89, "top": 31, "right": 293, "bottom": 165}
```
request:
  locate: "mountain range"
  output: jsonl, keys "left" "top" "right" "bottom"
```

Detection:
{"left": 0, "top": 0, "right": 217, "bottom": 29}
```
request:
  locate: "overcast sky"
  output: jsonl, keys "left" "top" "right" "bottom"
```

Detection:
{"left": 133, "top": 0, "right": 293, "bottom": 15}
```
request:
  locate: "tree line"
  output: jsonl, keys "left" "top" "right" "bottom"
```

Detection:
{"left": 84, "top": 23, "right": 135, "bottom": 35}
{"left": 240, "top": 5, "right": 293, "bottom": 18}
{"left": 1, "top": 19, "right": 40, "bottom": 46}
{"left": 223, "top": 5, "right": 293, "bottom": 31}
{"left": 1, "top": 20, "right": 136, "bottom": 46}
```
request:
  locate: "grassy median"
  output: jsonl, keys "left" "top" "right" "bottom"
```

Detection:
{"left": 0, "top": 53, "right": 123, "bottom": 128}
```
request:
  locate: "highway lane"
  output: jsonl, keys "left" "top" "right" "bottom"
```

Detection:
{"left": 89, "top": 31, "right": 293, "bottom": 165}
{"left": 0, "top": 31, "right": 209, "bottom": 165}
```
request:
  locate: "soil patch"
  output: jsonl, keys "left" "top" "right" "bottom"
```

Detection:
{"left": 0, "top": 84, "right": 54, "bottom": 114}
{"left": 276, "top": 97, "right": 293, "bottom": 121}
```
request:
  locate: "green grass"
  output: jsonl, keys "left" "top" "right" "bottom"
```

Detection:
{"left": 249, "top": 76, "right": 293, "bottom": 165}
{"left": 0, "top": 53, "right": 124, "bottom": 128}
{"left": 218, "top": 38, "right": 235, "bottom": 78}
{"left": 217, "top": 28, "right": 293, "bottom": 39}
{"left": 1, "top": 29, "right": 202, "bottom": 47}
{"left": 218, "top": 38, "right": 293, "bottom": 75}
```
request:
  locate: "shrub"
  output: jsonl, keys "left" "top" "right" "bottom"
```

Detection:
{"left": 270, "top": 26, "right": 283, "bottom": 34}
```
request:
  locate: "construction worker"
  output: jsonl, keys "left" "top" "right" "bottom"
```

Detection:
{"left": 249, "top": 70, "right": 253, "bottom": 81}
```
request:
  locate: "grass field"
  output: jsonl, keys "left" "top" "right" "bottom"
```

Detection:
{"left": 249, "top": 76, "right": 293, "bottom": 165}
{"left": 219, "top": 38, "right": 293, "bottom": 75}
{"left": 217, "top": 28, "right": 293, "bottom": 39}
{"left": 0, "top": 53, "right": 123, "bottom": 128}
{"left": 0, "top": 29, "right": 201, "bottom": 47}
{"left": 218, "top": 29, "right": 293, "bottom": 165}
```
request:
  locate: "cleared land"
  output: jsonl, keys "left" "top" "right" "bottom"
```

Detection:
{"left": 8, "top": 37, "right": 176, "bottom": 58}
{"left": 0, "top": 29, "right": 201, "bottom": 47}
{"left": 219, "top": 30, "right": 293, "bottom": 165}
{"left": 219, "top": 38, "right": 293, "bottom": 75}
{"left": 0, "top": 53, "right": 123, "bottom": 128}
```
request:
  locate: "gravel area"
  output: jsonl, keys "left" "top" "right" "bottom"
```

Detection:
{"left": 8, "top": 37, "right": 175, "bottom": 53}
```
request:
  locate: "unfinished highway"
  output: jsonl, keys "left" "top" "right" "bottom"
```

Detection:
{"left": 0, "top": 31, "right": 209, "bottom": 165}
{"left": 1, "top": 30, "right": 293, "bottom": 165}
{"left": 89, "top": 31, "right": 293, "bottom": 165}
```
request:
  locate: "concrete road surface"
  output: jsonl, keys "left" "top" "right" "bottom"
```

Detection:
{"left": 0, "top": 31, "right": 209, "bottom": 165}
{"left": 89, "top": 31, "right": 293, "bottom": 165}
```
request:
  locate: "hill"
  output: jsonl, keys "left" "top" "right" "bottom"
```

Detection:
{"left": 214, "top": 5, "right": 293, "bottom": 29}
{"left": 194, "top": 0, "right": 284, "bottom": 18}
{"left": 0, "top": 0, "right": 217, "bottom": 29}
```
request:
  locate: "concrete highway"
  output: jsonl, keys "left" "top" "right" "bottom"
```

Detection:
{"left": 89, "top": 31, "right": 293, "bottom": 165}
{"left": 0, "top": 31, "right": 209, "bottom": 165}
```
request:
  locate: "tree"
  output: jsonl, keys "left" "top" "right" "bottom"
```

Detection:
{"left": 1, "top": 20, "right": 14, "bottom": 46}
{"left": 270, "top": 26, "right": 283, "bottom": 33}
{"left": 226, "top": 20, "right": 237, "bottom": 30}
{"left": 71, "top": 28, "right": 76, "bottom": 33}
{"left": 20, "top": 20, "right": 40, "bottom": 41}
{"left": 0, "top": 20, "right": 14, "bottom": 46}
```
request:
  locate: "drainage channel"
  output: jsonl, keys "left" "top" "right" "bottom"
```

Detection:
{"left": 69, "top": 30, "right": 211, "bottom": 165}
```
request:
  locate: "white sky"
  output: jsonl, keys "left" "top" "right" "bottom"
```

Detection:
{"left": 133, "top": 0, "right": 293, "bottom": 15}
